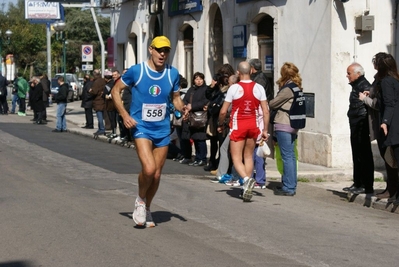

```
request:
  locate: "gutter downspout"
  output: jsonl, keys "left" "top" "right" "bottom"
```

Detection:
{"left": 392, "top": 0, "right": 399, "bottom": 59}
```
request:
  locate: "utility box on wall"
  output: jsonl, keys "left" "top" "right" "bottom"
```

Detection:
{"left": 355, "top": 15, "right": 374, "bottom": 31}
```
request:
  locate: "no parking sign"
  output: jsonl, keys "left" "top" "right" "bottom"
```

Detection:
{"left": 81, "top": 45, "right": 93, "bottom": 62}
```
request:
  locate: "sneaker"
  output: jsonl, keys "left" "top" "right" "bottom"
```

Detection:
{"left": 210, "top": 177, "right": 220, "bottom": 183}
{"left": 113, "top": 136, "right": 122, "bottom": 142}
{"left": 132, "top": 199, "right": 146, "bottom": 226}
{"left": 106, "top": 133, "right": 117, "bottom": 139}
{"left": 189, "top": 160, "right": 205, "bottom": 166}
{"left": 254, "top": 183, "right": 266, "bottom": 189}
{"left": 17, "top": 112, "right": 26, "bottom": 116}
{"left": 145, "top": 210, "right": 156, "bottom": 228}
{"left": 273, "top": 187, "right": 296, "bottom": 196}
{"left": 173, "top": 154, "right": 184, "bottom": 161}
{"left": 242, "top": 178, "right": 255, "bottom": 202}
{"left": 179, "top": 158, "right": 191, "bottom": 164}
{"left": 350, "top": 187, "right": 365, "bottom": 194}
{"left": 225, "top": 179, "right": 241, "bottom": 187}
{"left": 219, "top": 174, "right": 232, "bottom": 184}
{"left": 225, "top": 177, "right": 244, "bottom": 187}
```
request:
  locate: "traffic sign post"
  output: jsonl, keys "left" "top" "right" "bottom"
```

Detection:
{"left": 82, "top": 44, "right": 93, "bottom": 62}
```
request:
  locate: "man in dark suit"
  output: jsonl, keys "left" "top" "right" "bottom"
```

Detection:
{"left": 81, "top": 74, "right": 94, "bottom": 128}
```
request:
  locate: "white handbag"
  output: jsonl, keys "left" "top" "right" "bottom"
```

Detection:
{"left": 256, "top": 140, "right": 271, "bottom": 158}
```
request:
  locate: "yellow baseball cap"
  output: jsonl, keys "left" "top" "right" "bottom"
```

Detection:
{"left": 151, "top": 36, "right": 171, "bottom": 49}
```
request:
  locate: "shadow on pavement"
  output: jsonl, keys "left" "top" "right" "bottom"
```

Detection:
{"left": 0, "top": 261, "right": 35, "bottom": 267}
{"left": 119, "top": 210, "right": 187, "bottom": 226}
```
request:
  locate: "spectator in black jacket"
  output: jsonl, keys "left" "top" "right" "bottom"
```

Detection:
{"left": 0, "top": 72, "right": 8, "bottom": 114}
{"left": 81, "top": 74, "right": 94, "bottom": 129}
{"left": 343, "top": 63, "right": 374, "bottom": 194}
{"left": 204, "top": 64, "right": 235, "bottom": 172}
{"left": 52, "top": 76, "right": 69, "bottom": 132}
{"left": 115, "top": 68, "right": 132, "bottom": 142}
{"left": 40, "top": 73, "right": 51, "bottom": 122}
{"left": 249, "top": 58, "right": 274, "bottom": 101}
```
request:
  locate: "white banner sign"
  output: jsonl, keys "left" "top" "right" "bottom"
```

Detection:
{"left": 25, "top": 0, "right": 60, "bottom": 20}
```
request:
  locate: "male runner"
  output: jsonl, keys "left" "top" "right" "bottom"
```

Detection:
{"left": 217, "top": 61, "right": 270, "bottom": 202}
{"left": 112, "top": 36, "right": 187, "bottom": 227}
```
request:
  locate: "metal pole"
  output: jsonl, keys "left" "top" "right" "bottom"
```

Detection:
{"left": 63, "top": 37, "right": 66, "bottom": 81}
{"left": 0, "top": 38, "right": 2, "bottom": 74}
{"left": 47, "top": 23, "right": 52, "bottom": 79}
{"left": 90, "top": 0, "right": 105, "bottom": 75}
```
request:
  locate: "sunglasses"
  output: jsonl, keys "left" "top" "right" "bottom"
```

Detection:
{"left": 153, "top": 47, "right": 171, "bottom": 54}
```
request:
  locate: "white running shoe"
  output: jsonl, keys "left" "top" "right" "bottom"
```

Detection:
{"left": 242, "top": 178, "right": 255, "bottom": 202}
{"left": 225, "top": 179, "right": 240, "bottom": 187}
{"left": 132, "top": 199, "right": 146, "bottom": 226}
{"left": 145, "top": 210, "right": 156, "bottom": 228}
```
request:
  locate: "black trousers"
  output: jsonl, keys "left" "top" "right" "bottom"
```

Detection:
{"left": 0, "top": 96, "right": 8, "bottom": 114}
{"left": 19, "top": 98, "right": 26, "bottom": 113}
{"left": 41, "top": 101, "right": 49, "bottom": 120}
{"left": 84, "top": 108, "right": 94, "bottom": 128}
{"left": 118, "top": 114, "right": 131, "bottom": 140}
{"left": 107, "top": 110, "right": 117, "bottom": 134}
{"left": 350, "top": 117, "right": 374, "bottom": 193}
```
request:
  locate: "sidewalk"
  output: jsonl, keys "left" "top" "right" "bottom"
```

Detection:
{"left": 41, "top": 101, "right": 398, "bottom": 214}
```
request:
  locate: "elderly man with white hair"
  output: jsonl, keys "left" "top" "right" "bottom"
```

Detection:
{"left": 343, "top": 62, "right": 374, "bottom": 194}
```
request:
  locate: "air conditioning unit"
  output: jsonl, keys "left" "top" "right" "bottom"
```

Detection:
{"left": 355, "top": 15, "right": 374, "bottom": 31}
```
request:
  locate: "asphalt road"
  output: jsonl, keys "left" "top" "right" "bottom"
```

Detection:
{"left": 1, "top": 119, "right": 399, "bottom": 267}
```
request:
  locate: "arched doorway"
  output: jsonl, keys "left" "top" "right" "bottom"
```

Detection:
{"left": 153, "top": 16, "right": 161, "bottom": 38}
{"left": 183, "top": 25, "right": 193, "bottom": 87}
{"left": 126, "top": 32, "right": 137, "bottom": 67}
{"left": 257, "top": 15, "right": 274, "bottom": 82}
{"left": 209, "top": 5, "right": 224, "bottom": 75}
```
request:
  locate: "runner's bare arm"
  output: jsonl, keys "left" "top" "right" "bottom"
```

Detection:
{"left": 260, "top": 100, "right": 270, "bottom": 140}
{"left": 172, "top": 91, "right": 188, "bottom": 115}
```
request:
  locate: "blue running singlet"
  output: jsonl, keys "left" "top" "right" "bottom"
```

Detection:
{"left": 121, "top": 62, "right": 180, "bottom": 145}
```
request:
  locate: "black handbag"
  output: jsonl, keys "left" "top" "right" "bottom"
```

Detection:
{"left": 189, "top": 111, "right": 207, "bottom": 128}
{"left": 188, "top": 91, "right": 208, "bottom": 128}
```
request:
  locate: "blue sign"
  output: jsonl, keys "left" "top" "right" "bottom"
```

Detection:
{"left": 168, "top": 0, "right": 203, "bottom": 17}
{"left": 233, "top": 25, "right": 247, "bottom": 58}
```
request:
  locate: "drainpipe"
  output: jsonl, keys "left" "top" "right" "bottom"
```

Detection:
{"left": 392, "top": 0, "right": 399, "bottom": 59}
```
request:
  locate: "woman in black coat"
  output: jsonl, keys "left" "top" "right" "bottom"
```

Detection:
{"left": 183, "top": 72, "right": 209, "bottom": 166}
{"left": 374, "top": 53, "right": 399, "bottom": 201}
{"left": 29, "top": 77, "right": 45, "bottom": 124}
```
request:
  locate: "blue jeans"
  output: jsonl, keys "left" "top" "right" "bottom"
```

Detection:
{"left": 56, "top": 103, "right": 67, "bottom": 131}
{"left": 96, "top": 110, "right": 105, "bottom": 132}
{"left": 194, "top": 139, "right": 207, "bottom": 162}
{"left": 11, "top": 94, "right": 19, "bottom": 113}
{"left": 275, "top": 131, "right": 297, "bottom": 193}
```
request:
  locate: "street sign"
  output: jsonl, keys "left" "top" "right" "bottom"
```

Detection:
{"left": 82, "top": 64, "right": 93, "bottom": 71}
{"left": 81, "top": 45, "right": 93, "bottom": 62}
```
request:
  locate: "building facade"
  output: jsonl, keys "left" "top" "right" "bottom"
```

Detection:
{"left": 103, "top": 0, "right": 397, "bottom": 168}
